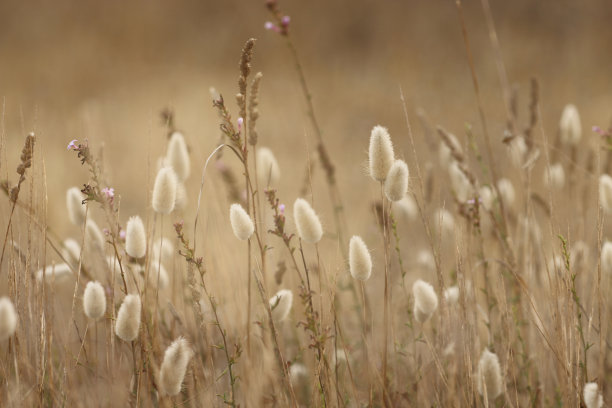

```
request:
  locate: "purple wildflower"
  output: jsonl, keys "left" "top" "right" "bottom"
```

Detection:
{"left": 101, "top": 187, "right": 115, "bottom": 204}
{"left": 67, "top": 139, "right": 78, "bottom": 150}
{"left": 265, "top": 21, "right": 280, "bottom": 33}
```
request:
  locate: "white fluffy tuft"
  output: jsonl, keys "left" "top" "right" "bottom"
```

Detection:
{"left": 166, "top": 131, "right": 190, "bottom": 182}
{"left": 66, "top": 187, "right": 86, "bottom": 226}
{"left": 559, "top": 104, "right": 581, "bottom": 146}
{"left": 159, "top": 337, "right": 193, "bottom": 396}
{"left": 152, "top": 167, "right": 178, "bottom": 214}
{"left": 269, "top": 289, "right": 293, "bottom": 322}
{"left": 256, "top": 147, "right": 281, "bottom": 186}
{"left": 369, "top": 125, "right": 394, "bottom": 181}
{"left": 115, "top": 294, "right": 141, "bottom": 342}
{"left": 83, "top": 281, "right": 106, "bottom": 320}
{"left": 412, "top": 279, "right": 438, "bottom": 323}
{"left": 125, "top": 215, "right": 147, "bottom": 259}
{"left": 384, "top": 160, "right": 409, "bottom": 202}
{"left": 349, "top": 236, "right": 372, "bottom": 281}
{"left": 477, "top": 349, "right": 503, "bottom": 400}
{"left": 229, "top": 203, "right": 254, "bottom": 241}
{"left": 0, "top": 297, "right": 17, "bottom": 341}
{"left": 293, "top": 198, "right": 323, "bottom": 244}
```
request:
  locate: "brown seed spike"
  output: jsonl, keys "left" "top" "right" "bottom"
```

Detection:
{"left": 239, "top": 38, "right": 256, "bottom": 83}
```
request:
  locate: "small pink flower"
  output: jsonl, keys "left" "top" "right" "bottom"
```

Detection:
{"left": 103, "top": 228, "right": 110, "bottom": 236}
{"left": 279, "top": 204, "right": 285, "bottom": 214}
{"left": 67, "top": 139, "right": 78, "bottom": 150}
{"left": 265, "top": 22, "right": 280, "bottom": 33}
{"left": 101, "top": 187, "right": 115, "bottom": 203}
{"left": 119, "top": 229, "right": 126, "bottom": 240}
{"left": 281, "top": 16, "right": 290, "bottom": 27}
{"left": 237, "top": 117, "right": 244, "bottom": 133}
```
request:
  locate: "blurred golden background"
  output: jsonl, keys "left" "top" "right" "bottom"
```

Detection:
{"left": 1, "top": 0, "right": 611, "bottom": 232}
{"left": 1, "top": 2, "right": 612, "bottom": 405}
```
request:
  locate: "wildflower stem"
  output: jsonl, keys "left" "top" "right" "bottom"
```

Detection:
{"left": 379, "top": 182, "right": 391, "bottom": 407}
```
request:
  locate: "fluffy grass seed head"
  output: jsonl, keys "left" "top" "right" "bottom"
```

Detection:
{"left": 349, "top": 236, "right": 372, "bottom": 281}
{"left": 417, "top": 249, "right": 436, "bottom": 271}
{"left": 289, "top": 363, "right": 308, "bottom": 385}
{"left": 599, "top": 174, "right": 612, "bottom": 213}
{"left": 449, "top": 161, "right": 473, "bottom": 202}
{"left": 479, "top": 185, "right": 496, "bottom": 211}
{"left": 174, "top": 182, "right": 188, "bottom": 212}
{"left": 115, "top": 294, "right": 141, "bottom": 342}
{"left": 0, "top": 297, "right": 17, "bottom": 341}
{"left": 293, "top": 198, "right": 323, "bottom": 244}
{"left": 153, "top": 237, "right": 175, "bottom": 265}
{"left": 62, "top": 238, "right": 81, "bottom": 268}
{"left": 125, "top": 215, "right": 146, "bottom": 259}
{"left": 444, "top": 286, "right": 459, "bottom": 306}
{"left": 543, "top": 163, "right": 565, "bottom": 190}
{"left": 508, "top": 136, "right": 528, "bottom": 167}
{"left": 369, "top": 125, "right": 394, "bottom": 181}
{"left": 150, "top": 262, "right": 169, "bottom": 289}
{"left": 435, "top": 208, "right": 455, "bottom": 235}
{"left": 159, "top": 337, "right": 193, "bottom": 396}
{"left": 438, "top": 131, "right": 463, "bottom": 168}
{"left": 152, "top": 167, "right": 177, "bottom": 214}
{"left": 269, "top": 289, "right": 293, "bottom": 322}
{"left": 583, "top": 382, "right": 604, "bottom": 408}
{"left": 166, "top": 131, "right": 190, "bottom": 182}
{"left": 384, "top": 159, "right": 409, "bottom": 202}
{"left": 86, "top": 220, "right": 106, "bottom": 252}
{"left": 83, "top": 281, "right": 106, "bottom": 320}
{"left": 570, "top": 240, "right": 590, "bottom": 271}
{"left": 393, "top": 195, "right": 418, "bottom": 222}
{"left": 412, "top": 279, "right": 438, "bottom": 323}
{"left": 229, "top": 203, "right": 254, "bottom": 240}
{"left": 601, "top": 241, "right": 612, "bottom": 275}
{"left": 477, "top": 348, "right": 503, "bottom": 400}
{"left": 37, "top": 263, "right": 73, "bottom": 282}
{"left": 497, "top": 178, "right": 515, "bottom": 206}
{"left": 559, "top": 104, "right": 582, "bottom": 146}
{"left": 256, "top": 147, "right": 281, "bottom": 186}
{"left": 66, "top": 187, "right": 86, "bottom": 226}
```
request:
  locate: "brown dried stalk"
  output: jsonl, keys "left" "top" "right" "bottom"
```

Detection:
{"left": 0, "top": 133, "right": 35, "bottom": 272}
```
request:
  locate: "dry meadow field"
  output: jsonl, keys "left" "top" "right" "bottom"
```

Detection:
{"left": 1, "top": 0, "right": 612, "bottom": 406}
